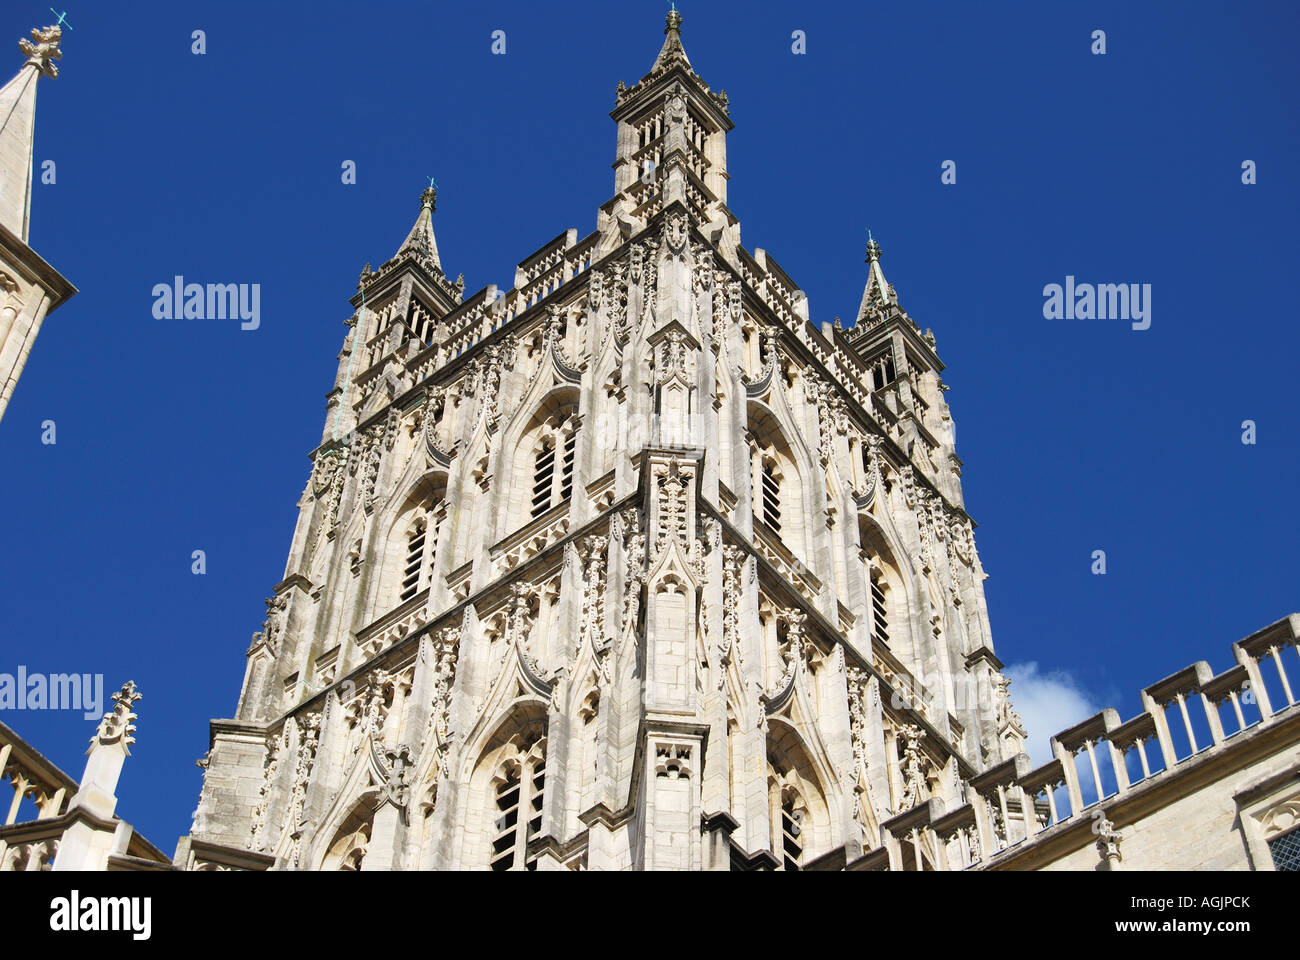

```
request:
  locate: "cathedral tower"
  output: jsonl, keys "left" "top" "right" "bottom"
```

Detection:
{"left": 181, "top": 13, "right": 1025, "bottom": 872}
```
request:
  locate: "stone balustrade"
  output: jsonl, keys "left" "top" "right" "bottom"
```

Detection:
{"left": 0, "top": 833, "right": 59, "bottom": 871}
{"left": 0, "top": 720, "right": 76, "bottom": 827}
{"left": 873, "top": 613, "right": 1299, "bottom": 870}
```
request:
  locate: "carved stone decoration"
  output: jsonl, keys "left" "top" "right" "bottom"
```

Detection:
{"left": 899, "top": 464, "right": 917, "bottom": 510}
{"left": 992, "top": 672, "right": 1027, "bottom": 740}
{"left": 656, "top": 329, "right": 689, "bottom": 385}
{"left": 422, "top": 388, "right": 450, "bottom": 459}
{"left": 665, "top": 210, "right": 689, "bottom": 261}
{"left": 19, "top": 25, "right": 62, "bottom": 78}
{"left": 312, "top": 447, "right": 340, "bottom": 497}
{"left": 859, "top": 435, "right": 886, "bottom": 502}
{"left": 460, "top": 359, "right": 482, "bottom": 402}
{"left": 652, "top": 460, "right": 691, "bottom": 557}
{"left": 425, "top": 625, "right": 461, "bottom": 752}
{"left": 720, "top": 544, "right": 746, "bottom": 690}
{"left": 847, "top": 668, "right": 871, "bottom": 781}
{"left": 378, "top": 744, "right": 414, "bottom": 824}
{"left": 896, "top": 723, "right": 933, "bottom": 813}
{"left": 499, "top": 334, "right": 518, "bottom": 371}
{"left": 727, "top": 280, "right": 743, "bottom": 325}
{"left": 281, "top": 713, "right": 322, "bottom": 866}
{"left": 358, "top": 426, "right": 386, "bottom": 509}
{"left": 746, "top": 324, "right": 781, "bottom": 386}
{"left": 345, "top": 669, "right": 398, "bottom": 753}
{"left": 543, "top": 305, "right": 571, "bottom": 366}
{"left": 711, "top": 271, "right": 730, "bottom": 335}
{"left": 92, "top": 682, "right": 142, "bottom": 751}
{"left": 249, "top": 726, "right": 288, "bottom": 851}
{"left": 809, "top": 381, "right": 839, "bottom": 468}
{"left": 1093, "top": 809, "right": 1124, "bottom": 868}
{"left": 694, "top": 515, "right": 719, "bottom": 585}
{"left": 312, "top": 444, "right": 351, "bottom": 532}
{"left": 639, "top": 238, "right": 660, "bottom": 304}
{"left": 607, "top": 258, "right": 630, "bottom": 346}
{"left": 620, "top": 508, "right": 646, "bottom": 640}
{"left": 948, "top": 515, "right": 974, "bottom": 566}
{"left": 480, "top": 344, "right": 507, "bottom": 428}
{"left": 692, "top": 243, "right": 713, "bottom": 326}
{"left": 506, "top": 581, "right": 537, "bottom": 656}
{"left": 629, "top": 243, "right": 644, "bottom": 284}
{"left": 578, "top": 535, "right": 611, "bottom": 682}
{"left": 250, "top": 594, "right": 288, "bottom": 656}
{"left": 845, "top": 667, "right": 882, "bottom": 842}
{"left": 763, "top": 609, "right": 809, "bottom": 709}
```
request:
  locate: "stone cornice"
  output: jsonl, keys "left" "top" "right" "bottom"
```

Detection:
{"left": 0, "top": 219, "right": 76, "bottom": 311}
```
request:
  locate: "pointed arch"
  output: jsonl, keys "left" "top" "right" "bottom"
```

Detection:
{"left": 458, "top": 702, "right": 550, "bottom": 870}
{"left": 766, "top": 717, "right": 833, "bottom": 869}
{"left": 318, "top": 798, "right": 378, "bottom": 870}
{"left": 857, "top": 504, "right": 930, "bottom": 677}
{"left": 497, "top": 383, "right": 582, "bottom": 538}
{"left": 379, "top": 471, "right": 449, "bottom": 607}
{"left": 746, "top": 398, "right": 817, "bottom": 564}
{"left": 307, "top": 756, "right": 383, "bottom": 871}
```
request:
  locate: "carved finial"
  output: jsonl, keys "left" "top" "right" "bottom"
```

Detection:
{"left": 666, "top": 4, "right": 683, "bottom": 33}
{"left": 1092, "top": 808, "right": 1125, "bottom": 868}
{"left": 92, "top": 681, "right": 142, "bottom": 753}
{"left": 866, "top": 230, "right": 882, "bottom": 263}
{"left": 19, "top": 25, "right": 62, "bottom": 79}
{"left": 421, "top": 184, "right": 437, "bottom": 211}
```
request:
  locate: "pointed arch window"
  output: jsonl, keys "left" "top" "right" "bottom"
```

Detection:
{"left": 760, "top": 458, "right": 782, "bottom": 533}
{"left": 400, "top": 517, "right": 428, "bottom": 602}
{"left": 867, "top": 348, "right": 897, "bottom": 391}
{"left": 530, "top": 413, "right": 579, "bottom": 519}
{"left": 870, "top": 573, "right": 890, "bottom": 647}
{"left": 490, "top": 747, "right": 547, "bottom": 871}
{"left": 767, "top": 772, "right": 807, "bottom": 872}
{"left": 531, "top": 439, "right": 556, "bottom": 518}
{"left": 780, "top": 796, "right": 804, "bottom": 871}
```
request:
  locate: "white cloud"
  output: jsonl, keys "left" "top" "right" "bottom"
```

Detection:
{"left": 1003, "top": 662, "right": 1102, "bottom": 766}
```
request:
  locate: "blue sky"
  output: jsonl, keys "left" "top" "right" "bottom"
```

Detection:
{"left": 0, "top": 1, "right": 1295, "bottom": 848}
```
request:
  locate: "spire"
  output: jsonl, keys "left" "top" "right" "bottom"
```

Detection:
{"left": 0, "top": 26, "right": 63, "bottom": 243}
{"left": 649, "top": 6, "right": 692, "bottom": 76}
{"left": 856, "top": 230, "right": 898, "bottom": 326}
{"left": 394, "top": 184, "right": 442, "bottom": 275}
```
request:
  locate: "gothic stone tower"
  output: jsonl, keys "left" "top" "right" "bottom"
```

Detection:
{"left": 181, "top": 13, "right": 1026, "bottom": 872}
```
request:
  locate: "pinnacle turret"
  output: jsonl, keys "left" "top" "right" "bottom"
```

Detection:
{"left": 855, "top": 230, "right": 898, "bottom": 326}
{"left": 648, "top": 7, "right": 691, "bottom": 76}
{"left": 0, "top": 25, "right": 63, "bottom": 242}
{"left": 394, "top": 185, "right": 442, "bottom": 275}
